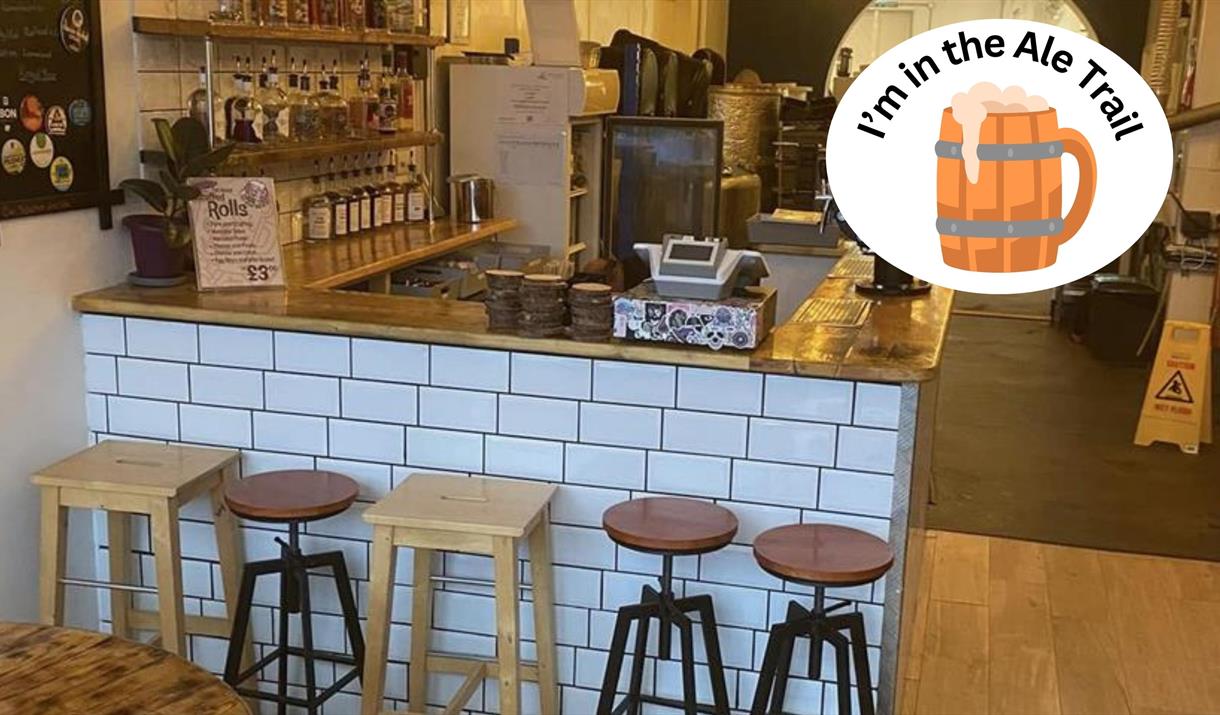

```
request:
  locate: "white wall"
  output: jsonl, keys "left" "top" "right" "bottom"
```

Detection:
{"left": 0, "top": 1, "right": 138, "bottom": 624}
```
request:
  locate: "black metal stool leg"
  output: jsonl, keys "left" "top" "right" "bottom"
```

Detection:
{"left": 626, "top": 608, "right": 651, "bottom": 715}
{"left": 824, "top": 627, "right": 853, "bottom": 715}
{"left": 598, "top": 603, "right": 640, "bottom": 715}
{"left": 223, "top": 562, "right": 259, "bottom": 687}
{"left": 677, "top": 617, "right": 698, "bottom": 715}
{"left": 658, "top": 555, "right": 674, "bottom": 660}
{"left": 844, "top": 612, "right": 876, "bottom": 715}
{"left": 298, "top": 560, "right": 318, "bottom": 715}
{"left": 688, "top": 595, "right": 730, "bottom": 715}
{"left": 769, "top": 627, "right": 796, "bottom": 714}
{"left": 318, "top": 550, "right": 365, "bottom": 679}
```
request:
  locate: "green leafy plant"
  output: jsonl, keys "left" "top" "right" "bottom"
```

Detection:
{"left": 119, "top": 117, "right": 236, "bottom": 248}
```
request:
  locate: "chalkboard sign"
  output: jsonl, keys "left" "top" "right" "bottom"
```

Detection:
{"left": 0, "top": 0, "right": 118, "bottom": 228}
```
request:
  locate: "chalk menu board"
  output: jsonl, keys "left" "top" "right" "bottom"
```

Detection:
{"left": 0, "top": 0, "right": 117, "bottom": 227}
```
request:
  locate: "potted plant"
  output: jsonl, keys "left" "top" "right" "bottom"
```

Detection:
{"left": 118, "top": 118, "right": 235, "bottom": 285}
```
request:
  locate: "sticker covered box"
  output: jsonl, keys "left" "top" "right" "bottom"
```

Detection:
{"left": 613, "top": 283, "right": 776, "bottom": 351}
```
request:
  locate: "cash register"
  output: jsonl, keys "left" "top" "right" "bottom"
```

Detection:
{"left": 634, "top": 234, "right": 770, "bottom": 300}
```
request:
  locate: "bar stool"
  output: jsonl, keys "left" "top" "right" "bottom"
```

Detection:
{"left": 360, "top": 473, "right": 559, "bottom": 715}
{"left": 598, "top": 497, "right": 737, "bottom": 715}
{"left": 221, "top": 470, "right": 365, "bottom": 715}
{"left": 750, "top": 524, "right": 894, "bottom": 715}
{"left": 33, "top": 441, "right": 248, "bottom": 659}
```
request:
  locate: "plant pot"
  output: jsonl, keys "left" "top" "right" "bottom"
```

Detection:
{"left": 123, "top": 214, "right": 186, "bottom": 280}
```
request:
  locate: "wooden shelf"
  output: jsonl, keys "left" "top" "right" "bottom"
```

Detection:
{"left": 132, "top": 16, "right": 445, "bottom": 47}
{"left": 140, "top": 131, "right": 443, "bottom": 169}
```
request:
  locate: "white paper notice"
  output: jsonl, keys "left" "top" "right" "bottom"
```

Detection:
{"left": 187, "top": 177, "right": 285, "bottom": 291}
{"left": 495, "top": 130, "right": 564, "bottom": 186}
{"left": 523, "top": 0, "right": 581, "bottom": 67}
{"left": 496, "top": 70, "right": 567, "bottom": 126}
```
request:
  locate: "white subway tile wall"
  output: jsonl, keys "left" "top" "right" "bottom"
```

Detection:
{"left": 81, "top": 317, "right": 908, "bottom": 714}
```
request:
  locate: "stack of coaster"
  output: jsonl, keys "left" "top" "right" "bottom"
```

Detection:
{"left": 568, "top": 283, "right": 614, "bottom": 342}
{"left": 484, "top": 270, "right": 524, "bottom": 333}
{"left": 520, "top": 274, "right": 568, "bottom": 338}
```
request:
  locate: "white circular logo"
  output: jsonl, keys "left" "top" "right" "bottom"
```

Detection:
{"left": 827, "top": 19, "right": 1171, "bottom": 294}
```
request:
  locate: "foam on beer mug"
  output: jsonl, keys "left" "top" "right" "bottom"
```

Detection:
{"left": 951, "top": 82, "right": 1049, "bottom": 183}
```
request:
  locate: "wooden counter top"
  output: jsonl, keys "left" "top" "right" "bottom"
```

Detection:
{"left": 73, "top": 238, "right": 952, "bottom": 381}
{"left": 283, "top": 218, "right": 517, "bottom": 288}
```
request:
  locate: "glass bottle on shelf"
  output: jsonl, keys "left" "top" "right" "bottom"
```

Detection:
{"left": 346, "top": 0, "right": 367, "bottom": 30}
{"left": 374, "top": 161, "right": 392, "bottom": 226}
{"left": 377, "top": 48, "right": 397, "bottom": 135}
{"left": 187, "top": 66, "right": 211, "bottom": 136}
{"left": 253, "top": 0, "right": 288, "bottom": 25}
{"left": 348, "top": 158, "right": 367, "bottom": 234}
{"left": 406, "top": 162, "right": 427, "bottom": 222}
{"left": 211, "top": 0, "right": 250, "bottom": 23}
{"left": 363, "top": 56, "right": 382, "bottom": 135}
{"left": 256, "top": 56, "right": 288, "bottom": 145}
{"left": 292, "top": 61, "right": 322, "bottom": 142}
{"left": 362, "top": 154, "right": 380, "bottom": 230}
{"left": 395, "top": 65, "right": 414, "bottom": 132}
{"left": 316, "top": 0, "right": 341, "bottom": 27}
{"left": 227, "top": 58, "right": 262, "bottom": 144}
{"left": 319, "top": 62, "right": 350, "bottom": 140}
{"left": 347, "top": 58, "right": 371, "bottom": 138}
{"left": 325, "top": 158, "right": 348, "bottom": 238}
{"left": 287, "top": 0, "right": 310, "bottom": 26}
{"left": 386, "top": 0, "right": 412, "bottom": 32}
{"left": 305, "top": 162, "right": 333, "bottom": 241}
{"left": 367, "top": 0, "right": 387, "bottom": 29}
{"left": 385, "top": 154, "right": 404, "bottom": 224}
{"left": 284, "top": 58, "right": 303, "bottom": 142}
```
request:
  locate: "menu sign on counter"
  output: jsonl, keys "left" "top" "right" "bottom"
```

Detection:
{"left": 187, "top": 177, "right": 285, "bottom": 291}
{"left": 0, "top": 0, "right": 118, "bottom": 228}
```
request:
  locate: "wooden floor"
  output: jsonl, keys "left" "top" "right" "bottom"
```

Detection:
{"left": 903, "top": 530, "right": 1220, "bottom": 715}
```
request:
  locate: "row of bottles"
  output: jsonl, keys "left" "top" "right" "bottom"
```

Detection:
{"left": 212, "top": 0, "right": 426, "bottom": 34}
{"left": 303, "top": 152, "right": 428, "bottom": 241}
{"left": 190, "top": 49, "right": 416, "bottom": 146}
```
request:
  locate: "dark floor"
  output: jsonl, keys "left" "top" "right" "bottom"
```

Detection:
{"left": 927, "top": 295, "right": 1220, "bottom": 561}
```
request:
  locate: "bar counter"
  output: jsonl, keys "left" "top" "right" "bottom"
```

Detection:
{"left": 72, "top": 220, "right": 951, "bottom": 715}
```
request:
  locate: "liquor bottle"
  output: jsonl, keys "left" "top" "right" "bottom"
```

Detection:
{"left": 318, "top": 62, "right": 350, "bottom": 140}
{"left": 305, "top": 162, "right": 333, "bottom": 241}
{"left": 367, "top": 0, "right": 387, "bottom": 29}
{"left": 386, "top": 153, "right": 405, "bottom": 224}
{"left": 346, "top": 0, "right": 367, "bottom": 29}
{"left": 377, "top": 48, "right": 397, "bottom": 135}
{"left": 326, "top": 158, "right": 348, "bottom": 238}
{"left": 227, "top": 58, "right": 262, "bottom": 144}
{"left": 287, "top": 0, "right": 310, "bottom": 26}
{"left": 348, "top": 162, "right": 367, "bottom": 234}
{"left": 406, "top": 162, "right": 427, "bottom": 222}
{"left": 211, "top": 0, "right": 250, "bottom": 23}
{"left": 347, "top": 58, "right": 371, "bottom": 138}
{"left": 292, "top": 61, "right": 322, "bottom": 142}
{"left": 387, "top": 0, "right": 411, "bottom": 32}
{"left": 395, "top": 65, "right": 414, "bottom": 132}
{"left": 363, "top": 56, "right": 382, "bottom": 135}
{"left": 187, "top": 66, "right": 211, "bottom": 136}
{"left": 316, "top": 0, "right": 341, "bottom": 26}
{"left": 256, "top": 56, "right": 289, "bottom": 144}
{"left": 254, "top": 0, "right": 288, "bottom": 24}
{"left": 362, "top": 154, "right": 380, "bottom": 229}
{"left": 284, "top": 58, "right": 303, "bottom": 142}
{"left": 376, "top": 161, "right": 394, "bottom": 226}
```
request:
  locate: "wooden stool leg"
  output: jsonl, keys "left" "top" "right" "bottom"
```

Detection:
{"left": 409, "top": 546, "right": 434, "bottom": 714}
{"left": 106, "top": 511, "right": 131, "bottom": 638}
{"left": 38, "top": 487, "right": 68, "bottom": 626}
{"left": 528, "top": 517, "right": 560, "bottom": 715}
{"left": 149, "top": 499, "right": 186, "bottom": 656}
{"left": 493, "top": 536, "right": 521, "bottom": 715}
{"left": 210, "top": 466, "right": 253, "bottom": 671}
{"left": 362, "top": 526, "right": 397, "bottom": 715}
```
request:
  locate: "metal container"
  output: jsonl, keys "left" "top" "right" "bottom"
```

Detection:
{"left": 449, "top": 174, "right": 494, "bottom": 223}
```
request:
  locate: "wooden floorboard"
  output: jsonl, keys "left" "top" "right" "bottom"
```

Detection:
{"left": 909, "top": 531, "right": 1220, "bottom": 715}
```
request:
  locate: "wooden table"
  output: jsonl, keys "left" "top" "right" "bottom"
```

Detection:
{"left": 0, "top": 622, "right": 249, "bottom": 715}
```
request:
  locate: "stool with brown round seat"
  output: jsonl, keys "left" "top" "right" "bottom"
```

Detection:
{"left": 750, "top": 524, "right": 894, "bottom": 715}
{"left": 598, "top": 497, "right": 738, "bottom": 715}
{"left": 221, "top": 470, "right": 365, "bottom": 715}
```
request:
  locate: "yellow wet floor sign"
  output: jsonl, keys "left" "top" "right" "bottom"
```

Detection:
{"left": 1135, "top": 320, "right": 1213, "bottom": 454}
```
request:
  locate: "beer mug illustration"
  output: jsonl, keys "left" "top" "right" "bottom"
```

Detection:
{"left": 935, "top": 83, "right": 1097, "bottom": 272}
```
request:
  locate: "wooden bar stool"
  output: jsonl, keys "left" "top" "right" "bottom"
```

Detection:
{"left": 750, "top": 524, "right": 894, "bottom": 715}
{"left": 221, "top": 470, "right": 365, "bottom": 715}
{"left": 598, "top": 497, "right": 738, "bottom": 715}
{"left": 360, "top": 473, "right": 559, "bottom": 715}
{"left": 32, "top": 441, "right": 248, "bottom": 658}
